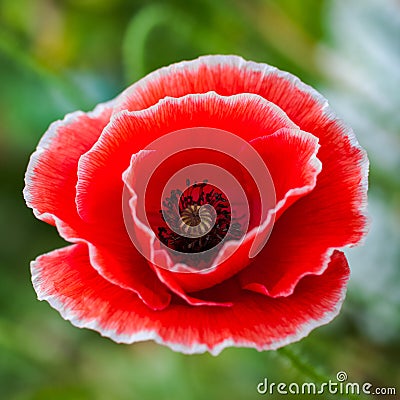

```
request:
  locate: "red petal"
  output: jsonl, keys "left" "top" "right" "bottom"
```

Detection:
{"left": 87, "top": 242, "right": 171, "bottom": 310}
{"left": 24, "top": 102, "right": 113, "bottom": 227}
{"left": 22, "top": 100, "right": 131, "bottom": 265}
{"left": 239, "top": 195, "right": 360, "bottom": 297}
{"left": 151, "top": 228, "right": 256, "bottom": 295}
{"left": 23, "top": 102, "right": 173, "bottom": 310}
{"left": 122, "top": 127, "right": 321, "bottom": 294}
{"left": 32, "top": 244, "right": 349, "bottom": 354}
{"left": 76, "top": 92, "right": 296, "bottom": 226}
{"left": 116, "top": 55, "right": 368, "bottom": 295}
{"left": 249, "top": 128, "right": 321, "bottom": 220}
{"left": 116, "top": 55, "right": 368, "bottom": 247}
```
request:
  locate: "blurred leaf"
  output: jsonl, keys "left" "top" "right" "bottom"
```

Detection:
{"left": 122, "top": 3, "right": 200, "bottom": 83}
{"left": 28, "top": 386, "right": 94, "bottom": 400}
{"left": 0, "top": 28, "right": 91, "bottom": 110}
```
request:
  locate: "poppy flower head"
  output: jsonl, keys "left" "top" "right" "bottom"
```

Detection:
{"left": 24, "top": 55, "right": 368, "bottom": 355}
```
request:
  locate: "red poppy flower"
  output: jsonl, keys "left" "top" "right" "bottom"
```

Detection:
{"left": 24, "top": 55, "right": 368, "bottom": 354}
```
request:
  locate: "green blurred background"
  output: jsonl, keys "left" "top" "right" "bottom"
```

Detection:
{"left": 1, "top": 0, "right": 399, "bottom": 399}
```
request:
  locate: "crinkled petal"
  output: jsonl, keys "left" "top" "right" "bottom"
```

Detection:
{"left": 87, "top": 243, "right": 172, "bottom": 310}
{"left": 76, "top": 92, "right": 297, "bottom": 226}
{"left": 116, "top": 54, "right": 369, "bottom": 258}
{"left": 249, "top": 128, "right": 322, "bottom": 220}
{"left": 23, "top": 102, "right": 113, "bottom": 228}
{"left": 115, "top": 55, "right": 368, "bottom": 295}
{"left": 31, "top": 244, "right": 349, "bottom": 355}
{"left": 23, "top": 101, "right": 171, "bottom": 309}
{"left": 133, "top": 127, "right": 322, "bottom": 294}
{"left": 239, "top": 193, "right": 362, "bottom": 297}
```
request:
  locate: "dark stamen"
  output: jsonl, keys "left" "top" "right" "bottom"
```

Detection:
{"left": 158, "top": 180, "right": 243, "bottom": 257}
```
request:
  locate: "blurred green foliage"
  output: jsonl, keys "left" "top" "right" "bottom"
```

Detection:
{"left": 0, "top": 0, "right": 399, "bottom": 399}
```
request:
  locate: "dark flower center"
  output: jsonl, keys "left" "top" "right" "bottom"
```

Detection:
{"left": 158, "top": 181, "right": 242, "bottom": 255}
